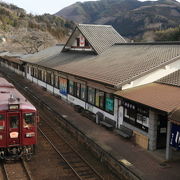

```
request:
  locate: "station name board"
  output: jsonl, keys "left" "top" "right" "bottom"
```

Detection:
{"left": 170, "top": 123, "right": 180, "bottom": 150}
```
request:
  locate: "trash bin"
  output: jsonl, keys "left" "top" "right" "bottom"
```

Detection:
{"left": 96, "top": 112, "right": 104, "bottom": 124}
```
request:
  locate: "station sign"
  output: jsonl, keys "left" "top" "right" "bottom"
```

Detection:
{"left": 8, "top": 104, "right": 19, "bottom": 110}
{"left": 170, "top": 123, "right": 180, "bottom": 150}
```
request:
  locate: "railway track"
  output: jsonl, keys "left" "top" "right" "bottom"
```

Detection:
{"left": 0, "top": 68, "right": 123, "bottom": 180}
{"left": 1, "top": 159, "right": 32, "bottom": 180}
{"left": 1, "top": 69, "right": 104, "bottom": 179}
{"left": 39, "top": 119, "right": 104, "bottom": 180}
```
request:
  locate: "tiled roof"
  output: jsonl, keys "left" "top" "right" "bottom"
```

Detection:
{"left": 0, "top": 45, "right": 63, "bottom": 64}
{"left": 22, "top": 45, "right": 63, "bottom": 63}
{"left": 54, "top": 43, "right": 180, "bottom": 87}
{"left": 157, "top": 70, "right": 180, "bottom": 87}
{"left": 2, "top": 56, "right": 23, "bottom": 64}
{"left": 115, "top": 83, "right": 180, "bottom": 113}
{"left": 37, "top": 51, "right": 95, "bottom": 68}
{"left": 63, "top": 24, "right": 126, "bottom": 55}
{"left": 2, "top": 43, "right": 180, "bottom": 88}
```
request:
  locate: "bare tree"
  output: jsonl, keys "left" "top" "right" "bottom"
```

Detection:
{"left": 11, "top": 28, "right": 55, "bottom": 54}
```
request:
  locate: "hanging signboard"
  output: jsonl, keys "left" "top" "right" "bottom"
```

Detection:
{"left": 170, "top": 123, "right": 180, "bottom": 150}
{"left": 79, "top": 35, "right": 85, "bottom": 47}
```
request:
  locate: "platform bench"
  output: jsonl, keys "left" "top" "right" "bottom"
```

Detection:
{"left": 115, "top": 125, "right": 133, "bottom": 139}
{"left": 99, "top": 117, "right": 116, "bottom": 130}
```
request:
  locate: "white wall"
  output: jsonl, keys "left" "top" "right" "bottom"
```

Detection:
{"left": 37, "top": 80, "right": 46, "bottom": 88}
{"left": 46, "top": 84, "right": 53, "bottom": 93}
{"left": 122, "top": 58, "right": 180, "bottom": 90}
{"left": 68, "top": 94, "right": 86, "bottom": 108}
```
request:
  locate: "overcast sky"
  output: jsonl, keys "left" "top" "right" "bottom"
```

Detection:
{"left": 1, "top": 0, "right": 180, "bottom": 15}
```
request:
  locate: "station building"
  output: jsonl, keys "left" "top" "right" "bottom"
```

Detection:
{"left": 0, "top": 24, "right": 180, "bottom": 159}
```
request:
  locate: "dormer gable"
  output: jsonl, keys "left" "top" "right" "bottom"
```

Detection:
{"left": 63, "top": 27, "right": 94, "bottom": 53}
{"left": 62, "top": 24, "right": 126, "bottom": 55}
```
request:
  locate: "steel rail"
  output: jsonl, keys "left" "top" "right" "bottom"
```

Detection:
{"left": 38, "top": 127, "right": 82, "bottom": 180}
{"left": 40, "top": 114, "right": 104, "bottom": 180}
{"left": 1, "top": 163, "right": 9, "bottom": 180}
{"left": 2, "top": 160, "right": 32, "bottom": 180}
{"left": 20, "top": 159, "right": 33, "bottom": 180}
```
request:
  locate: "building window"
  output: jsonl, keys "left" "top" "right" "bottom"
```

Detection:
{"left": 59, "top": 78, "right": 68, "bottom": 96}
{"left": 136, "top": 107, "right": 149, "bottom": 130}
{"left": 54, "top": 75, "right": 59, "bottom": 88}
{"left": 46, "top": 72, "right": 52, "bottom": 85}
{"left": 33, "top": 68, "right": 38, "bottom": 78}
{"left": 42, "top": 70, "right": 46, "bottom": 82}
{"left": 27, "top": 66, "right": 29, "bottom": 74}
{"left": 105, "top": 93, "right": 114, "bottom": 114}
{"left": 124, "top": 104, "right": 136, "bottom": 124}
{"left": 99, "top": 91, "right": 105, "bottom": 109}
{"left": 76, "top": 83, "right": 81, "bottom": 98}
{"left": 51, "top": 73, "right": 54, "bottom": 86}
{"left": 88, "top": 87, "right": 95, "bottom": 104}
{"left": 95, "top": 90, "right": 100, "bottom": 107}
{"left": 69, "top": 80, "right": 74, "bottom": 95}
{"left": 76, "top": 38, "right": 80, "bottom": 47}
{"left": 31, "top": 67, "right": 34, "bottom": 76}
{"left": 123, "top": 101, "right": 149, "bottom": 132}
{"left": 85, "top": 39, "right": 89, "bottom": 47}
{"left": 80, "top": 84, "right": 86, "bottom": 100}
{"left": 38, "top": 69, "right": 42, "bottom": 81}
{"left": 95, "top": 90, "right": 105, "bottom": 109}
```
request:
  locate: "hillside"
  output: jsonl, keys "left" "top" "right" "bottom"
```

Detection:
{"left": 56, "top": 0, "right": 180, "bottom": 40}
{"left": 0, "top": 2, "right": 75, "bottom": 53}
{"left": 155, "top": 26, "right": 180, "bottom": 41}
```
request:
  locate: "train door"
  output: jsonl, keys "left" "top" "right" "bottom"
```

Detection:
{"left": 7, "top": 112, "right": 20, "bottom": 146}
{"left": 22, "top": 112, "right": 37, "bottom": 145}
{"left": 0, "top": 113, "right": 6, "bottom": 147}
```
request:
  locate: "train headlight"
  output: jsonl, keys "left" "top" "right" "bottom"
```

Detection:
{"left": 25, "top": 132, "right": 35, "bottom": 138}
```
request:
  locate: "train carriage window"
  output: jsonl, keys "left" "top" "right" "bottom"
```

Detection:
{"left": 0, "top": 114, "right": 5, "bottom": 120}
{"left": 10, "top": 115, "right": 19, "bottom": 129}
{"left": 0, "top": 114, "right": 5, "bottom": 130}
{"left": 24, "top": 113, "right": 35, "bottom": 128}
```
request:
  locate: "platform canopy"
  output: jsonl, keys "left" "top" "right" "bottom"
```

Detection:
{"left": 169, "top": 107, "right": 180, "bottom": 125}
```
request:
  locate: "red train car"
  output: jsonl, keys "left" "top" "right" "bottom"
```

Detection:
{"left": 0, "top": 76, "right": 38, "bottom": 160}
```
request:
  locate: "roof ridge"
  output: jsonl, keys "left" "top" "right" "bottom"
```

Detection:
{"left": 115, "top": 41, "right": 180, "bottom": 46}
{"left": 78, "top": 24, "right": 112, "bottom": 28}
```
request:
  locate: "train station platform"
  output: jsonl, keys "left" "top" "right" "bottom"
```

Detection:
{"left": 1, "top": 67, "right": 180, "bottom": 180}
